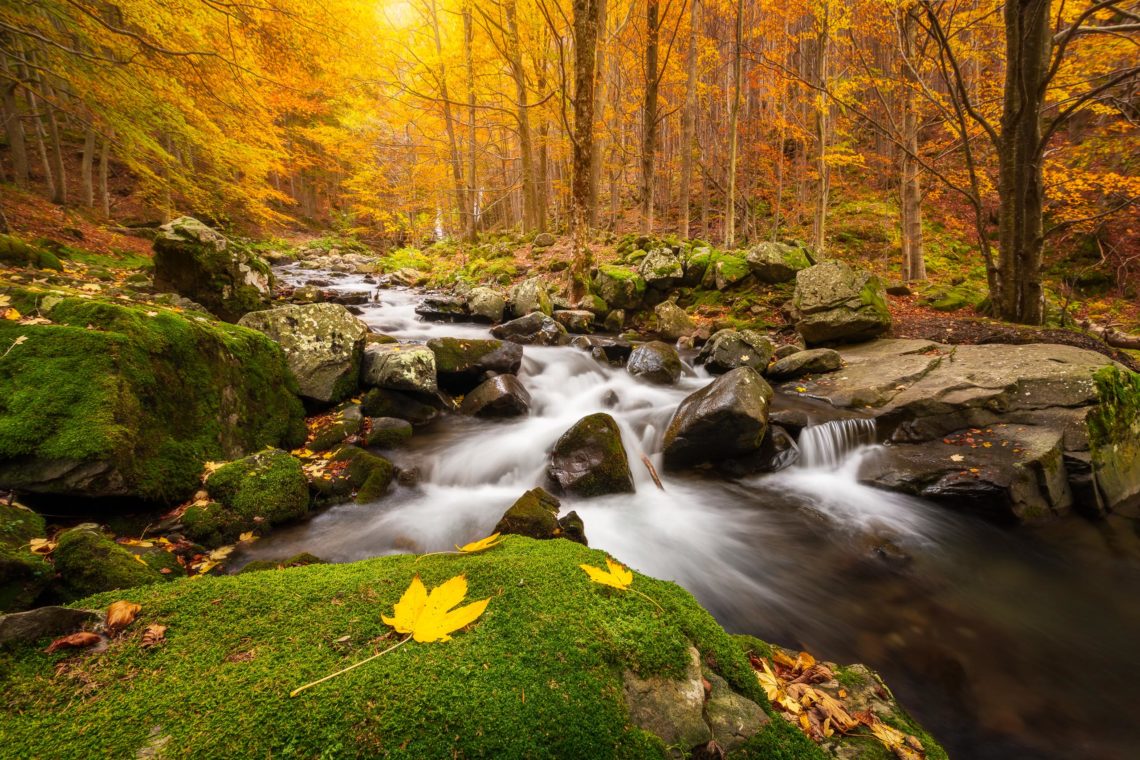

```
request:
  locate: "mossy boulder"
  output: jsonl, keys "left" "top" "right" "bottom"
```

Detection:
{"left": 508, "top": 277, "right": 552, "bottom": 317}
{"left": 183, "top": 449, "right": 309, "bottom": 546}
{"left": 152, "top": 217, "right": 272, "bottom": 322}
{"left": 427, "top": 337, "right": 522, "bottom": 393}
{"left": 306, "top": 405, "right": 364, "bottom": 452}
{"left": 627, "top": 341, "right": 682, "bottom": 386}
{"left": 1087, "top": 366, "right": 1140, "bottom": 516}
{"left": 361, "top": 343, "right": 438, "bottom": 395}
{"left": 791, "top": 261, "right": 891, "bottom": 345}
{"left": 360, "top": 387, "right": 439, "bottom": 426}
{"left": 467, "top": 286, "right": 506, "bottom": 323}
{"left": 654, "top": 301, "right": 696, "bottom": 341}
{"left": 682, "top": 247, "right": 712, "bottom": 286}
{"left": 238, "top": 303, "right": 369, "bottom": 404}
{"left": 364, "top": 417, "right": 413, "bottom": 449}
{"left": 697, "top": 329, "right": 775, "bottom": 375}
{"left": 333, "top": 446, "right": 395, "bottom": 503}
{"left": 594, "top": 266, "right": 647, "bottom": 310}
{"left": 745, "top": 242, "right": 811, "bottom": 283}
{"left": 638, "top": 248, "right": 683, "bottom": 288}
{"left": 52, "top": 527, "right": 164, "bottom": 600}
{"left": 0, "top": 504, "right": 51, "bottom": 612}
{"left": 0, "top": 294, "right": 306, "bottom": 504}
{"left": 664, "top": 367, "right": 774, "bottom": 470}
{"left": 493, "top": 487, "right": 587, "bottom": 545}
{"left": 0, "top": 234, "right": 63, "bottom": 271}
{"left": 549, "top": 413, "right": 636, "bottom": 497}
{"left": 702, "top": 252, "right": 751, "bottom": 291}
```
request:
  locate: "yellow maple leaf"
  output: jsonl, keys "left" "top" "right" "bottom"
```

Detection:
{"left": 455, "top": 532, "right": 503, "bottom": 554}
{"left": 580, "top": 557, "right": 633, "bottom": 590}
{"left": 27, "top": 537, "right": 56, "bottom": 555}
{"left": 382, "top": 574, "right": 489, "bottom": 643}
{"left": 3, "top": 307, "right": 20, "bottom": 321}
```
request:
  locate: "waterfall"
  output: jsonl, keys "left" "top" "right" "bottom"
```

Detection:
{"left": 797, "top": 418, "right": 877, "bottom": 469}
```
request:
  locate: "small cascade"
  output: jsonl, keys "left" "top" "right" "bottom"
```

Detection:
{"left": 797, "top": 418, "right": 877, "bottom": 469}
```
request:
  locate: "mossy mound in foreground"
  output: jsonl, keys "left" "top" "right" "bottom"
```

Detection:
{"left": 0, "top": 538, "right": 943, "bottom": 760}
{"left": 0, "top": 290, "right": 306, "bottom": 503}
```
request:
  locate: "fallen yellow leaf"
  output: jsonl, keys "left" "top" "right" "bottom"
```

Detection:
{"left": 382, "top": 574, "right": 489, "bottom": 643}
{"left": 580, "top": 558, "right": 633, "bottom": 590}
{"left": 455, "top": 532, "right": 504, "bottom": 554}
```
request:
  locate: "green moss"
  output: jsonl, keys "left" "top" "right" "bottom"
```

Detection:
{"left": 239, "top": 553, "right": 325, "bottom": 574}
{"left": 180, "top": 501, "right": 244, "bottom": 547}
{"left": 0, "top": 503, "right": 46, "bottom": 548}
{"left": 1087, "top": 366, "right": 1140, "bottom": 449}
{"left": 0, "top": 543, "right": 51, "bottom": 612}
{"left": 52, "top": 529, "right": 163, "bottom": 600}
{"left": 0, "top": 537, "right": 828, "bottom": 759}
{"left": 202, "top": 449, "right": 310, "bottom": 539}
{"left": 333, "top": 446, "right": 395, "bottom": 503}
{"left": 0, "top": 234, "right": 62, "bottom": 271}
{"left": 0, "top": 291, "right": 305, "bottom": 503}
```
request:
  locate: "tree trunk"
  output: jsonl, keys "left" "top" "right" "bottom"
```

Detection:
{"left": 588, "top": 0, "right": 608, "bottom": 226}
{"left": 570, "top": 0, "right": 600, "bottom": 296}
{"left": 639, "top": 0, "right": 660, "bottom": 235}
{"left": 724, "top": 0, "right": 743, "bottom": 247}
{"left": 505, "top": 0, "right": 540, "bottom": 233}
{"left": 0, "top": 51, "right": 29, "bottom": 188}
{"left": 899, "top": 4, "right": 925, "bottom": 281}
{"left": 811, "top": 5, "right": 831, "bottom": 253}
{"left": 429, "top": 0, "right": 469, "bottom": 237}
{"left": 81, "top": 128, "right": 96, "bottom": 208}
{"left": 463, "top": 2, "right": 477, "bottom": 240}
{"left": 24, "top": 87, "right": 53, "bottom": 199}
{"left": 994, "top": 0, "right": 1051, "bottom": 324}
{"left": 99, "top": 132, "right": 112, "bottom": 218}
{"left": 678, "top": 0, "right": 700, "bottom": 240}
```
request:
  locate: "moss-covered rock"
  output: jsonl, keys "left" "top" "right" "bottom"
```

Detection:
{"left": 307, "top": 405, "right": 364, "bottom": 452}
{"left": 52, "top": 528, "right": 164, "bottom": 599}
{"left": 0, "top": 504, "right": 51, "bottom": 612}
{"left": 0, "top": 538, "right": 942, "bottom": 758}
{"left": 0, "top": 293, "right": 306, "bottom": 504}
{"left": 0, "top": 234, "right": 63, "bottom": 271}
{"left": 638, "top": 248, "right": 683, "bottom": 288}
{"left": 1087, "top": 366, "right": 1140, "bottom": 516}
{"left": 508, "top": 277, "right": 552, "bottom": 317}
{"left": 791, "top": 261, "right": 891, "bottom": 345}
{"left": 594, "top": 266, "right": 647, "bottom": 310}
{"left": 152, "top": 217, "right": 273, "bottom": 322}
{"left": 183, "top": 450, "right": 309, "bottom": 546}
{"left": 549, "top": 413, "right": 636, "bottom": 497}
{"left": 239, "top": 552, "right": 325, "bottom": 574}
{"left": 333, "top": 446, "right": 395, "bottom": 503}
{"left": 702, "top": 252, "right": 751, "bottom": 291}
{"left": 360, "top": 387, "right": 438, "bottom": 426}
{"left": 427, "top": 337, "right": 522, "bottom": 393}
{"left": 364, "top": 417, "right": 413, "bottom": 449}
{"left": 745, "top": 242, "right": 811, "bottom": 283}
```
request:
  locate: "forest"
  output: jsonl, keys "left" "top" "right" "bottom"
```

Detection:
{"left": 1, "top": 1, "right": 1140, "bottom": 760}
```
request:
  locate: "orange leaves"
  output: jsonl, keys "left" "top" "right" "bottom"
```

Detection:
{"left": 44, "top": 632, "right": 101, "bottom": 654}
{"left": 140, "top": 625, "right": 168, "bottom": 649}
{"left": 106, "top": 601, "right": 142, "bottom": 634}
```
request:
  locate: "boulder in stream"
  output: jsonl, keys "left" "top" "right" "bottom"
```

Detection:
{"left": 364, "top": 417, "right": 413, "bottom": 449}
{"left": 459, "top": 375, "right": 531, "bottom": 418}
{"left": 239, "top": 302, "right": 369, "bottom": 404}
{"left": 492, "top": 487, "right": 587, "bottom": 545}
{"left": 696, "top": 329, "right": 774, "bottom": 375}
{"left": 654, "top": 301, "right": 696, "bottom": 341}
{"left": 361, "top": 343, "right": 438, "bottom": 394}
{"left": 428, "top": 337, "right": 523, "bottom": 392}
{"left": 549, "top": 413, "right": 636, "bottom": 497}
{"left": 552, "top": 309, "right": 594, "bottom": 334}
{"left": 414, "top": 295, "right": 468, "bottom": 322}
{"left": 360, "top": 387, "right": 438, "bottom": 426}
{"left": 627, "top": 341, "right": 682, "bottom": 385}
{"left": 663, "top": 367, "right": 774, "bottom": 469}
{"left": 467, "top": 287, "right": 506, "bottom": 323}
{"left": 491, "top": 312, "right": 570, "bottom": 346}
{"left": 508, "top": 278, "right": 552, "bottom": 317}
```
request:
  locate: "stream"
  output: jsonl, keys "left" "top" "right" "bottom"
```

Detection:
{"left": 243, "top": 269, "right": 1140, "bottom": 759}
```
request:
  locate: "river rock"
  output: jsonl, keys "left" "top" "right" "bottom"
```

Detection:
{"left": 654, "top": 301, "right": 696, "bottom": 340}
{"left": 663, "top": 367, "right": 774, "bottom": 469}
{"left": 53, "top": 526, "right": 165, "bottom": 599}
{"left": 638, "top": 247, "right": 683, "bottom": 288}
{"left": 745, "top": 241, "right": 811, "bottom": 283}
{"left": 766, "top": 347, "right": 842, "bottom": 380}
{"left": 152, "top": 216, "right": 272, "bottom": 322}
{"left": 682, "top": 246, "right": 711, "bottom": 286}
{"left": 239, "top": 303, "right": 368, "bottom": 404}
{"left": 360, "top": 388, "right": 438, "bottom": 426}
{"left": 307, "top": 404, "right": 364, "bottom": 451}
{"left": 773, "top": 344, "right": 801, "bottom": 360}
{"left": 361, "top": 343, "right": 438, "bottom": 394}
{"left": 491, "top": 312, "right": 570, "bottom": 345}
{"left": 704, "top": 670, "right": 770, "bottom": 751}
{"left": 549, "top": 413, "right": 635, "bottom": 497}
{"left": 859, "top": 424, "right": 1072, "bottom": 523}
{"left": 509, "top": 278, "right": 552, "bottom": 317}
{"left": 623, "top": 647, "right": 711, "bottom": 751}
{"left": 696, "top": 329, "right": 774, "bottom": 375}
{"left": 428, "top": 337, "right": 523, "bottom": 392}
{"left": 0, "top": 293, "right": 305, "bottom": 503}
{"left": 459, "top": 375, "right": 531, "bottom": 417}
{"left": 414, "top": 295, "right": 468, "bottom": 322}
{"left": 791, "top": 261, "right": 891, "bottom": 345}
{"left": 553, "top": 309, "right": 594, "bottom": 334}
{"left": 493, "top": 487, "right": 587, "bottom": 545}
{"left": 364, "top": 417, "right": 413, "bottom": 448}
{"left": 604, "top": 309, "right": 625, "bottom": 332}
{"left": 466, "top": 287, "right": 505, "bottom": 323}
{"left": 627, "top": 341, "right": 682, "bottom": 385}
{"left": 571, "top": 335, "right": 633, "bottom": 365}
{"left": 593, "top": 266, "right": 646, "bottom": 309}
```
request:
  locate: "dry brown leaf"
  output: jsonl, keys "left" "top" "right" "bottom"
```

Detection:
{"left": 45, "top": 632, "right": 102, "bottom": 653}
{"left": 106, "top": 601, "right": 142, "bottom": 633}
{"left": 140, "top": 624, "right": 167, "bottom": 649}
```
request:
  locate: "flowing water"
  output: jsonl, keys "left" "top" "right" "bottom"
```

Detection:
{"left": 245, "top": 270, "right": 1140, "bottom": 758}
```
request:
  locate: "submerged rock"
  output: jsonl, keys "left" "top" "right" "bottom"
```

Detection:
{"left": 696, "top": 329, "right": 774, "bottom": 375}
{"left": 549, "top": 413, "right": 635, "bottom": 497}
{"left": 571, "top": 335, "right": 633, "bottom": 365}
{"left": 791, "top": 261, "right": 891, "bottom": 345}
{"left": 664, "top": 367, "right": 774, "bottom": 469}
{"left": 627, "top": 341, "right": 682, "bottom": 385}
{"left": 459, "top": 375, "right": 531, "bottom": 418}
{"left": 361, "top": 343, "right": 438, "bottom": 394}
{"left": 493, "top": 487, "right": 587, "bottom": 545}
{"left": 491, "top": 312, "right": 570, "bottom": 346}
{"left": 152, "top": 216, "right": 272, "bottom": 322}
{"left": 240, "top": 303, "right": 369, "bottom": 404}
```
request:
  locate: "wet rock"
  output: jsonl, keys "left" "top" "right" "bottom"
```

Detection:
{"left": 593, "top": 266, "right": 646, "bottom": 309}
{"left": 327, "top": 291, "right": 370, "bottom": 306}
{"left": 289, "top": 285, "right": 323, "bottom": 304}
{"left": 428, "top": 337, "right": 523, "bottom": 392}
{"left": 664, "top": 367, "right": 773, "bottom": 469}
{"left": 152, "top": 216, "right": 272, "bottom": 321}
{"left": 361, "top": 343, "right": 438, "bottom": 394}
{"left": 0, "top": 606, "right": 100, "bottom": 645}
{"left": 364, "top": 417, "right": 412, "bottom": 449}
{"left": 238, "top": 302, "right": 368, "bottom": 404}
{"left": 604, "top": 309, "right": 625, "bottom": 332}
{"left": 627, "top": 341, "right": 682, "bottom": 385}
{"left": 766, "top": 347, "right": 842, "bottom": 380}
{"left": 773, "top": 344, "right": 801, "bottom": 360}
{"left": 791, "top": 261, "right": 891, "bottom": 345}
{"left": 623, "top": 646, "right": 711, "bottom": 751}
{"left": 491, "top": 312, "right": 570, "bottom": 346}
{"left": 549, "top": 413, "right": 635, "bottom": 497}
{"left": 509, "top": 277, "right": 552, "bottom": 317}
{"left": 53, "top": 527, "right": 165, "bottom": 599}
{"left": 553, "top": 309, "right": 595, "bottom": 334}
{"left": 307, "top": 405, "right": 364, "bottom": 451}
{"left": 655, "top": 301, "right": 696, "bottom": 340}
{"left": 859, "top": 424, "right": 1073, "bottom": 523}
{"left": 493, "top": 487, "right": 587, "bottom": 545}
{"left": 571, "top": 335, "right": 634, "bottom": 364}
{"left": 638, "top": 247, "right": 683, "bottom": 288}
{"left": 414, "top": 295, "right": 468, "bottom": 322}
{"left": 745, "top": 241, "right": 811, "bottom": 283}
{"left": 360, "top": 388, "right": 438, "bottom": 426}
{"left": 459, "top": 375, "right": 532, "bottom": 418}
{"left": 696, "top": 329, "right": 774, "bottom": 375}
{"left": 467, "top": 287, "right": 506, "bottom": 323}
